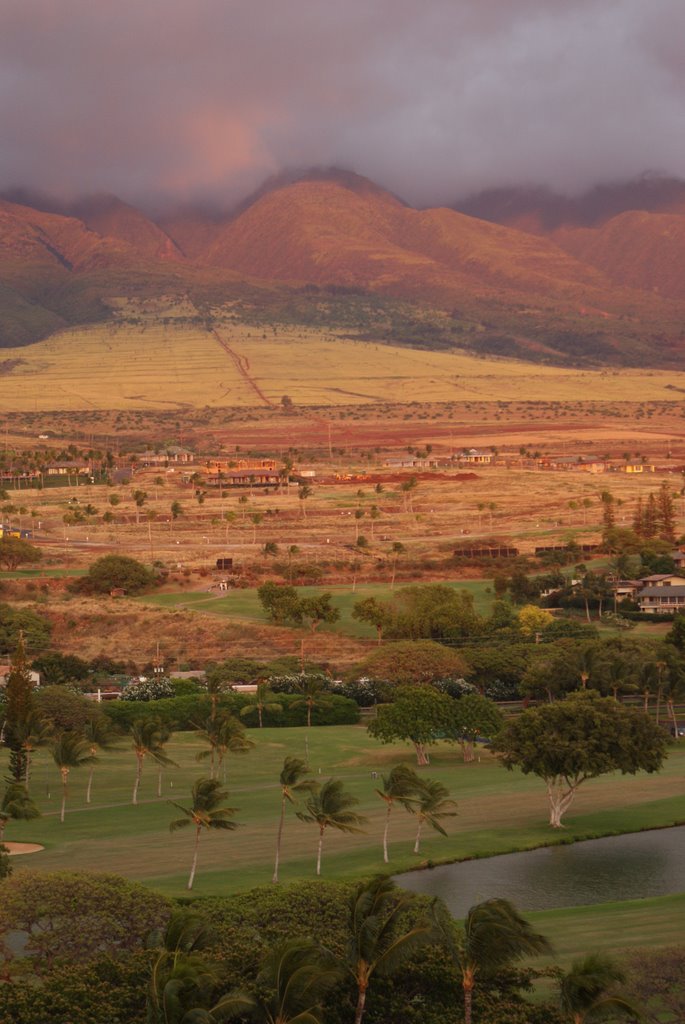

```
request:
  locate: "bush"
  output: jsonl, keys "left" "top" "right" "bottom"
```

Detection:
{"left": 0, "top": 844, "right": 11, "bottom": 879}
{"left": 76, "top": 555, "right": 156, "bottom": 595}
{"left": 103, "top": 691, "right": 359, "bottom": 730}
{"left": 35, "top": 686, "right": 100, "bottom": 732}
{"left": 0, "top": 602, "right": 51, "bottom": 652}
{"left": 120, "top": 678, "right": 176, "bottom": 701}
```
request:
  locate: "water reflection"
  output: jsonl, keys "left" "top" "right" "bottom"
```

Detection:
{"left": 395, "top": 826, "right": 685, "bottom": 916}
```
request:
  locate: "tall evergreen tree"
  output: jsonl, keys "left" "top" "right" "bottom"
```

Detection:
{"left": 3, "top": 634, "right": 34, "bottom": 782}
{"left": 631, "top": 496, "right": 644, "bottom": 538}
{"left": 657, "top": 481, "right": 677, "bottom": 542}
{"left": 600, "top": 491, "right": 615, "bottom": 531}
{"left": 643, "top": 492, "right": 658, "bottom": 539}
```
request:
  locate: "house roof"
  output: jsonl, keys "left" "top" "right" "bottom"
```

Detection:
{"left": 639, "top": 586, "right": 685, "bottom": 597}
{"left": 640, "top": 574, "right": 685, "bottom": 583}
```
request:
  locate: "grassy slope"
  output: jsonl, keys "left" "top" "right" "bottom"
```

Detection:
{"left": 7, "top": 727, "right": 684, "bottom": 902}
{"left": 140, "top": 579, "right": 495, "bottom": 637}
{"left": 2, "top": 321, "right": 685, "bottom": 410}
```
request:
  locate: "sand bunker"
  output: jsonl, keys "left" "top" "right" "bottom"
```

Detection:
{"left": 4, "top": 842, "right": 44, "bottom": 856}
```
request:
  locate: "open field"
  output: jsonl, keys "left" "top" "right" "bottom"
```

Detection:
{"left": 5, "top": 726, "right": 684, "bottom": 903}
{"left": 140, "top": 578, "right": 496, "bottom": 637}
{"left": 5, "top": 321, "right": 685, "bottom": 411}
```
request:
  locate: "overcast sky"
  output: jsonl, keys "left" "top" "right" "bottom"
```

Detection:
{"left": 1, "top": 0, "right": 683, "bottom": 208}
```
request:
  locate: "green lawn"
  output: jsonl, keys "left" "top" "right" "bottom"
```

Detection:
{"left": 0, "top": 568, "right": 86, "bottom": 578}
{"left": 140, "top": 578, "right": 496, "bottom": 637}
{"left": 6, "top": 725, "right": 684, "bottom": 906}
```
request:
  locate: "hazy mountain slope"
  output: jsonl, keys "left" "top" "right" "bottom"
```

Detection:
{"left": 455, "top": 175, "right": 685, "bottom": 232}
{"left": 554, "top": 211, "right": 685, "bottom": 301}
{"left": 201, "top": 177, "right": 618, "bottom": 307}
{"left": 72, "top": 195, "right": 182, "bottom": 261}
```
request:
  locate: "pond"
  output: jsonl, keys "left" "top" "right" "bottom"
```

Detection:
{"left": 395, "top": 826, "right": 685, "bottom": 917}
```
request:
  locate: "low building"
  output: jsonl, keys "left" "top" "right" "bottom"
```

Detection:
{"left": 639, "top": 574, "right": 685, "bottom": 588}
{"left": 459, "top": 449, "right": 493, "bottom": 465}
{"left": 637, "top": 586, "right": 685, "bottom": 614}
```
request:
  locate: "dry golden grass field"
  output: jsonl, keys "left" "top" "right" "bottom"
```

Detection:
{"left": 3, "top": 321, "right": 685, "bottom": 410}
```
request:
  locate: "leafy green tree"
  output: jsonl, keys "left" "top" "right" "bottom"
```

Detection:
{"left": 357, "top": 639, "right": 468, "bottom": 687}
{"left": 131, "top": 717, "right": 177, "bottom": 804}
{"left": 0, "top": 604, "right": 51, "bottom": 653}
{"left": 559, "top": 953, "right": 639, "bottom": 1023}
{"left": 353, "top": 585, "right": 484, "bottom": 643}
{"left": 375, "top": 764, "right": 420, "bottom": 863}
{"left": 0, "top": 871, "right": 170, "bottom": 970}
{"left": 239, "top": 682, "right": 283, "bottom": 729}
{"left": 346, "top": 875, "right": 435, "bottom": 1024}
{"left": 213, "top": 938, "right": 340, "bottom": 1024}
{"left": 412, "top": 777, "right": 457, "bottom": 853}
{"left": 31, "top": 652, "right": 90, "bottom": 685}
{"left": 352, "top": 597, "right": 388, "bottom": 643}
{"left": 0, "top": 536, "right": 41, "bottom": 571}
{"left": 494, "top": 691, "right": 668, "bottom": 827}
{"left": 0, "top": 781, "right": 40, "bottom": 842}
{"left": 434, "top": 897, "right": 553, "bottom": 1024}
{"left": 450, "top": 693, "right": 504, "bottom": 763}
{"left": 169, "top": 777, "right": 240, "bottom": 890}
{"left": 297, "top": 778, "right": 368, "bottom": 875}
{"left": 368, "top": 685, "right": 456, "bottom": 766}
{"left": 299, "top": 593, "right": 340, "bottom": 633}
{"left": 82, "top": 554, "right": 155, "bottom": 594}
{"left": 257, "top": 582, "right": 304, "bottom": 625}
{"left": 272, "top": 756, "right": 316, "bottom": 883}
{"left": 50, "top": 732, "right": 96, "bottom": 822}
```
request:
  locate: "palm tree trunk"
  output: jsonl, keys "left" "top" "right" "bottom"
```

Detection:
{"left": 273, "top": 793, "right": 286, "bottom": 883}
{"left": 86, "top": 765, "right": 95, "bottom": 804}
{"left": 133, "top": 753, "right": 143, "bottom": 805}
{"left": 354, "top": 984, "right": 368, "bottom": 1024}
{"left": 383, "top": 802, "right": 392, "bottom": 864}
{"left": 667, "top": 698, "right": 679, "bottom": 739}
{"left": 24, "top": 750, "right": 31, "bottom": 790}
{"left": 413, "top": 817, "right": 424, "bottom": 854}
{"left": 656, "top": 687, "right": 662, "bottom": 724}
{"left": 463, "top": 974, "right": 474, "bottom": 1024}
{"left": 188, "top": 826, "right": 201, "bottom": 890}
{"left": 157, "top": 767, "right": 163, "bottom": 797}
{"left": 60, "top": 768, "right": 69, "bottom": 823}
{"left": 316, "top": 826, "right": 324, "bottom": 875}
{"left": 258, "top": 705, "right": 263, "bottom": 728}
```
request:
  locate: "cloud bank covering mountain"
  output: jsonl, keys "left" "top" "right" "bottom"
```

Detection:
{"left": 1, "top": 0, "right": 685, "bottom": 208}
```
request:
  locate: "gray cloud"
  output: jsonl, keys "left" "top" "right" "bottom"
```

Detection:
{"left": 0, "top": 0, "right": 683, "bottom": 207}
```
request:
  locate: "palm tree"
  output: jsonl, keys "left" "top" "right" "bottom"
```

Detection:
{"left": 131, "top": 717, "right": 177, "bottom": 805}
{"left": 435, "top": 897, "right": 553, "bottom": 1024}
{"left": 272, "top": 756, "right": 316, "bottom": 884}
{"left": 559, "top": 953, "right": 640, "bottom": 1023}
{"left": 12, "top": 711, "right": 53, "bottom": 790}
{"left": 0, "top": 780, "right": 40, "bottom": 842}
{"left": 209, "top": 938, "right": 340, "bottom": 1024}
{"left": 51, "top": 732, "right": 96, "bottom": 822}
{"left": 412, "top": 778, "right": 458, "bottom": 854}
{"left": 297, "top": 778, "right": 368, "bottom": 876}
{"left": 375, "top": 764, "right": 420, "bottom": 864}
{"left": 292, "top": 676, "right": 330, "bottom": 729}
{"left": 347, "top": 875, "right": 434, "bottom": 1024}
{"left": 156, "top": 721, "right": 175, "bottom": 797}
{"left": 82, "top": 716, "right": 120, "bottom": 804}
{"left": 147, "top": 909, "right": 224, "bottom": 1024}
{"left": 195, "top": 711, "right": 252, "bottom": 781}
{"left": 169, "top": 777, "right": 240, "bottom": 890}
{"left": 239, "top": 682, "right": 283, "bottom": 729}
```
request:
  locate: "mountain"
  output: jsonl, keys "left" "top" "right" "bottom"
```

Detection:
{"left": 1, "top": 169, "right": 685, "bottom": 367}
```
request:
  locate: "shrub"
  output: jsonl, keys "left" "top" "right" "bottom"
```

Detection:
{"left": 120, "top": 678, "right": 175, "bottom": 701}
{"left": 76, "top": 555, "right": 156, "bottom": 595}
